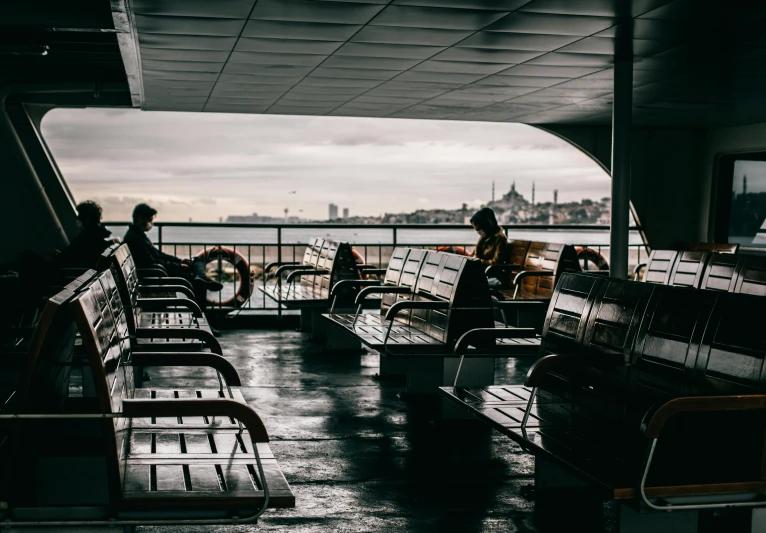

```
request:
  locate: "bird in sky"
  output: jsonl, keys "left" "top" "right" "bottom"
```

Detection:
{"left": 288, "top": 190, "right": 297, "bottom": 194}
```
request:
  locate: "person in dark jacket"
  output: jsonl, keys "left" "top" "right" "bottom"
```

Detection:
{"left": 55, "top": 200, "right": 117, "bottom": 269}
{"left": 470, "top": 207, "right": 510, "bottom": 288}
{"left": 123, "top": 204, "right": 223, "bottom": 332}
{"left": 124, "top": 203, "right": 222, "bottom": 288}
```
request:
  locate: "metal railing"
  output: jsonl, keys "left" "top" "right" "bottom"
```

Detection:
{"left": 106, "top": 222, "right": 646, "bottom": 312}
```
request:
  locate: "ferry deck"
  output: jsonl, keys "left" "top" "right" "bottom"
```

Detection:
{"left": 4, "top": 1, "right": 766, "bottom": 532}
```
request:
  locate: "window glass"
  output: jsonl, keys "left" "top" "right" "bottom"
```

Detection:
{"left": 730, "top": 160, "right": 766, "bottom": 246}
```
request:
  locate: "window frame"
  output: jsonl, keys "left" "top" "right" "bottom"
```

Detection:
{"left": 713, "top": 151, "right": 766, "bottom": 244}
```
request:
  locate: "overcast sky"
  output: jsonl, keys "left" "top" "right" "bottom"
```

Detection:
{"left": 42, "top": 109, "right": 609, "bottom": 222}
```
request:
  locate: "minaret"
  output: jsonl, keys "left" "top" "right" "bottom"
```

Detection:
{"left": 284, "top": 208, "right": 289, "bottom": 222}
{"left": 553, "top": 189, "right": 558, "bottom": 207}
{"left": 532, "top": 182, "right": 535, "bottom": 205}
{"left": 511, "top": 180, "right": 516, "bottom": 193}
{"left": 492, "top": 181, "right": 495, "bottom": 203}
{"left": 744, "top": 175, "right": 748, "bottom": 197}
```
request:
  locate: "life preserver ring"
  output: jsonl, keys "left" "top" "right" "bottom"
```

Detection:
{"left": 575, "top": 246, "right": 609, "bottom": 271}
{"left": 195, "top": 246, "right": 252, "bottom": 307}
{"left": 437, "top": 246, "right": 468, "bottom": 256}
{"left": 351, "top": 248, "right": 365, "bottom": 265}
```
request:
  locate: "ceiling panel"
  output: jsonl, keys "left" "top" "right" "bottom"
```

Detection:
{"left": 120, "top": 0, "right": 766, "bottom": 127}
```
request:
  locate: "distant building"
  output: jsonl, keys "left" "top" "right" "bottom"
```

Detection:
{"left": 329, "top": 203, "right": 338, "bottom": 220}
{"left": 342, "top": 207, "right": 349, "bottom": 219}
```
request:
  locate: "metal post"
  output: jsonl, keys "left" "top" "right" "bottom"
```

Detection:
{"left": 610, "top": 59, "right": 633, "bottom": 279}
{"left": 277, "top": 226, "right": 282, "bottom": 323}
{"left": 157, "top": 224, "right": 163, "bottom": 249}
{"left": 392, "top": 227, "right": 397, "bottom": 247}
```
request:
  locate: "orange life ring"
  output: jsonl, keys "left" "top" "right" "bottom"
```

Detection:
{"left": 195, "top": 246, "right": 252, "bottom": 307}
{"left": 351, "top": 248, "right": 365, "bottom": 265}
{"left": 437, "top": 246, "right": 468, "bottom": 256}
{"left": 575, "top": 246, "right": 609, "bottom": 271}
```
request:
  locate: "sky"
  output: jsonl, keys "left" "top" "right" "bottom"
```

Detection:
{"left": 41, "top": 108, "right": 610, "bottom": 222}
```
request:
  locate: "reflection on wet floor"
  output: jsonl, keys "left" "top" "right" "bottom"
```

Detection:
{"left": 139, "top": 329, "right": 539, "bottom": 533}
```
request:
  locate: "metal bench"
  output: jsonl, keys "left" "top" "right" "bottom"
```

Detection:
{"left": 260, "top": 238, "right": 360, "bottom": 336}
{"left": 323, "top": 249, "right": 502, "bottom": 400}
{"left": 101, "top": 244, "right": 219, "bottom": 353}
{"left": 486, "top": 241, "right": 580, "bottom": 330}
{"left": 0, "top": 268, "right": 295, "bottom": 529}
{"left": 441, "top": 276, "right": 766, "bottom": 532}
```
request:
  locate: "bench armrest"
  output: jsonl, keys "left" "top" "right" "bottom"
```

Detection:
{"left": 638, "top": 394, "right": 766, "bottom": 512}
{"left": 141, "top": 276, "right": 194, "bottom": 291}
{"left": 132, "top": 351, "right": 240, "bottom": 386}
{"left": 384, "top": 300, "right": 450, "bottom": 321}
{"left": 512, "top": 270, "right": 554, "bottom": 285}
{"left": 265, "top": 261, "right": 300, "bottom": 275}
{"left": 355, "top": 264, "right": 378, "bottom": 270}
{"left": 274, "top": 263, "right": 311, "bottom": 277}
{"left": 454, "top": 327, "right": 537, "bottom": 356}
{"left": 485, "top": 263, "right": 521, "bottom": 277}
{"left": 643, "top": 395, "right": 766, "bottom": 439}
{"left": 356, "top": 286, "right": 411, "bottom": 306}
{"left": 135, "top": 327, "right": 222, "bottom": 354}
{"left": 139, "top": 284, "right": 196, "bottom": 301}
{"left": 633, "top": 262, "right": 647, "bottom": 281}
{"left": 360, "top": 268, "right": 387, "bottom": 276}
{"left": 285, "top": 269, "right": 329, "bottom": 285}
{"left": 331, "top": 279, "right": 382, "bottom": 296}
{"left": 525, "top": 353, "right": 623, "bottom": 387}
{"left": 137, "top": 266, "right": 168, "bottom": 278}
{"left": 137, "top": 297, "right": 203, "bottom": 318}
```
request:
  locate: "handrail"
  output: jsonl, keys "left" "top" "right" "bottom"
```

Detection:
{"left": 106, "top": 221, "right": 642, "bottom": 232}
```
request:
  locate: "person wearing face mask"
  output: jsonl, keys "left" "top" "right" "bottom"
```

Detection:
{"left": 123, "top": 204, "right": 224, "bottom": 331}
{"left": 470, "top": 207, "right": 510, "bottom": 288}
{"left": 55, "top": 200, "right": 119, "bottom": 269}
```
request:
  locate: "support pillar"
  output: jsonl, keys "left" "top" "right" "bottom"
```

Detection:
{"left": 610, "top": 59, "right": 633, "bottom": 279}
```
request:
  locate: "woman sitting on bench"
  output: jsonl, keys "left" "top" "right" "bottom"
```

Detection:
{"left": 470, "top": 207, "right": 510, "bottom": 289}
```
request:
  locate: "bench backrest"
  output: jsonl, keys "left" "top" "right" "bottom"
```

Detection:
{"left": 629, "top": 284, "right": 720, "bottom": 402}
{"left": 666, "top": 251, "right": 710, "bottom": 288}
{"left": 297, "top": 239, "right": 358, "bottom": 297}
{"left": 689, "top": 252, "right": 766, "bottom": 295}
{"left": 508, "top": 239, "right": 531, "bottom": 268}
{"left": 682, "top": 242, "right": 739, "bottom": 254}
{"left": 385, "top": 250, "right": 492, "bottom": 344}
{"left": 20, "top": 270, "right": 97, "bottom": 412}
{"left": 71, "top": 269, "right": 135, "bottom": 500}
{"left": 104, "top": 244, "right": 142, "bottom": 332}
{"left": 539, "top": 273, "right": 655, "bottom": 360}
{"left": 380, "top": 248, "right": 428, "bottom": 315}
{"left": 518, "top": 242, "right": 580, "bottom": 299}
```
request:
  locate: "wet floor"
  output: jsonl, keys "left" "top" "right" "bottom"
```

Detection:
{"left": 139, "top": 328, "right": 540, "bottom": 533}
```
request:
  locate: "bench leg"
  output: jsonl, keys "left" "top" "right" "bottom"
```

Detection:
{"left": 310, "top": 308, "right": 326, "bottom": 341}
{"left": 299, "top": 308, "right": 312, "bottom": 332}
{"left": 442, "top": 357, "right": 495, "bottom": 420}
{"left": 323, "top": 321, "right": 363, "bottom": 353}
{"left": 752, "top": 508, "right": 766, "bottom": 533}
{"left": 618, "top": 503, "right": 698, "bottom": 533}
{"left": 406, "top": 357, "right": 494, "bottom": 397}
{"left": 379, "top": 356, "right": 407, "bottom": 377}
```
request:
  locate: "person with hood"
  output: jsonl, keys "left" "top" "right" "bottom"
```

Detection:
{"left": 470, "top": 207, "right": 510, "bottom": 288}
{"left": 55, "top": 200, "right": 118, "bottom": 269}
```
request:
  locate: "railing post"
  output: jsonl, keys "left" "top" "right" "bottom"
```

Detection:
{"left": 277, "top": 226, "right": 282, "bottom": 324}
{"left": 392, "top": 227, "right": 397, "bottom": 247}
{"left": 157, "top": 224, "right": 163, "bottom": 251}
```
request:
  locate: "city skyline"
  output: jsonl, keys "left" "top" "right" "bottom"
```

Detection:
{"left": 42, "top": 108, "right": 611, "bottom": 222}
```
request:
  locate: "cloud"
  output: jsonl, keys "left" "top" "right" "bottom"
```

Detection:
{"left": 41, "top": 109, "right": 610, "bottom": 221}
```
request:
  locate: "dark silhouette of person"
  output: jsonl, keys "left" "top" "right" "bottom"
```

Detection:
{"left": 470, "top": 207, "right": 510, "bottom": 288}
{"left": 54, "top": 200, "right": 118, "bottom": 269}
{"left": 123, "top": 204, "right": 223, "bottom": 332}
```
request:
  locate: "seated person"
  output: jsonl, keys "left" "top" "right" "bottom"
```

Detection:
{"left": 54, "top": 200, "right": 118, "bottom": 269}
{"left": 123, "top": 203, "right": 223, "bottom": 307}
{"left": 470, "top": 207, "right": 510, "bottom": 289}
